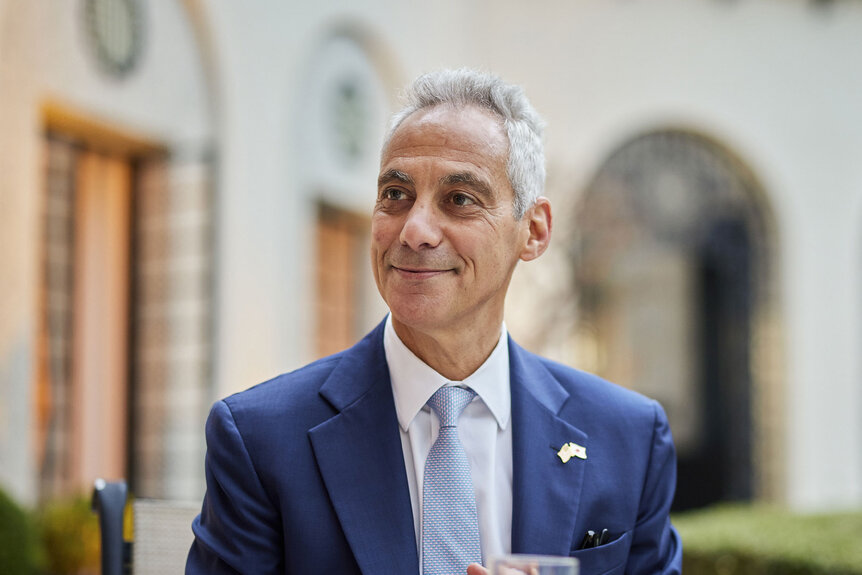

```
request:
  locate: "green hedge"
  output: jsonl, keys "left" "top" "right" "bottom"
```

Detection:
{"left": 0, "top": 485, "right": 102, "bottom": 575}
{"left": 674, "top": 504, "right": 862, "bottom": 575}
{"left": 0, "top": 486, "right": 44, "bottom": 575}
{"left": 36, "top": 495, "right": 101, "bottom": 575}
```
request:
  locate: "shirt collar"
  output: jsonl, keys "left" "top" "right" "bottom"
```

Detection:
{"left": 384, "top": 314, "right": 511, "bottom": 432}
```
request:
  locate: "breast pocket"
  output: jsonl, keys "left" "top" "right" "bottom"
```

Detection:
{"left": 570, "top": 530, "right": 631, "bottom": 575}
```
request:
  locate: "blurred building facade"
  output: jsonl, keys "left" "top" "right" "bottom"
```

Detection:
{"left": 0, "top": 0, "right": 860, "bottom": 513}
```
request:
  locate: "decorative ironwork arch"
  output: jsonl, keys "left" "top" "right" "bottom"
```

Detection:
{"left": 572, "top": 129, "right": 784, "bottom": 507}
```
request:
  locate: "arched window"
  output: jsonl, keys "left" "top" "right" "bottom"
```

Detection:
{"left": 572, "top": 130, "right": 782, "bottom": 509}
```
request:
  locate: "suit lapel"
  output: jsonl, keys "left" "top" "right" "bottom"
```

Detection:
{"left": 509, "top": 340, "right": 587, "bottom": 555}
{"left": 309, "top": 325, "right": 419, "bottom": 575}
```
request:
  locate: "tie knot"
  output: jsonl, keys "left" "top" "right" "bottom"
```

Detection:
{"left": 427, "top": 386, "right": 476, "bottom": 427}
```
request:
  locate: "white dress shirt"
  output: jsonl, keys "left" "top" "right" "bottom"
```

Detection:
{"left": 384, "top": 314, "right": 513, "bottom": 571}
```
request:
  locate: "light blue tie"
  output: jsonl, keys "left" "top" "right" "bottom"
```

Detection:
{"left": 423, "top": 386, "right": 482, "bottom": 575}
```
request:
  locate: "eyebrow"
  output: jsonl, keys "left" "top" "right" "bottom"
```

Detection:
{"left": 440, "top": 172, "right": 494, "bottom": 199}
{"left": 378, "top": 169, "right": 413, "bottom": 187}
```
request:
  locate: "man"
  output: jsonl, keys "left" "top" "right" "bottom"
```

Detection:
{"left": 187, "top": 69, "right": 682, "bottom": 574}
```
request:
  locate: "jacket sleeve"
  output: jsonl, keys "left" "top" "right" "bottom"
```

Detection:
{"left": 626, "top": 401, "right": 683, "bottom": 574}
{"left": 186, "top": 400, "right": 283, "bottom": 574}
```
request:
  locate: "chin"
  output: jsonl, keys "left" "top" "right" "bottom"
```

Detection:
{"left": 388, "top": 299, "right": 454, "bottom": 333}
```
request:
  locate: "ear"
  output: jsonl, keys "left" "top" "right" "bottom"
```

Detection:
{"left": 519, "top": 197, "right": 552, "bottom": 262}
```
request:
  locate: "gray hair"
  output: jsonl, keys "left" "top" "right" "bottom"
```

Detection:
{"left": 383, "top": 68, "right": 546, "bottom": 219}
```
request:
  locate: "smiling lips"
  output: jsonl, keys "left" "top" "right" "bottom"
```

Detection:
{"left": 391, "top": 265, "right": 452, "bottom": 278}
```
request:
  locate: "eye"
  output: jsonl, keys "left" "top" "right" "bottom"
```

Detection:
{"left": 451, "top": 192, "right": 475, "bottom": 207}
{"left": 382, "top": 188, "right": 407, "bottom": 201}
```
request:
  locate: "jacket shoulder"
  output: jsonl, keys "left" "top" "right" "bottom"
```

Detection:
{"left": 224, "top": 353, "right": 340, "bottom": 414}
{"left": 222, "top": 320, "right": 387, "bottom": 418}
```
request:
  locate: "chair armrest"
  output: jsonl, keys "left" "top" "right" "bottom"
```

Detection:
{"left": 91, "top": 479, "right": 129, "bottom": 575}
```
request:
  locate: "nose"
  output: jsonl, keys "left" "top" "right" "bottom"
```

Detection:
{"left": 399, "top": 202, "right": 443, "bottom": 250}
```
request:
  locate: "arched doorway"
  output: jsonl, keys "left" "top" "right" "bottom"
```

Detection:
{"left": 571, "top": 130, "right": 782, "bottom": 509}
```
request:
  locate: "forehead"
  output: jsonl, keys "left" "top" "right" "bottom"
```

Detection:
{"left": 381, "top": 104, "right": 509, "bottom": 171}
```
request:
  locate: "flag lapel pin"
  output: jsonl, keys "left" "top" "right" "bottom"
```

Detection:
{"left": 556, "top": 442, "right": 587, "bottom": 463}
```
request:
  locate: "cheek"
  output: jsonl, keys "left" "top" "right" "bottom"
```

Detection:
{"left": 370, "top": 222, "right": 400, "bottom": 269}
{"left": 371, "top": 215, "right": 398, "bottom": 247}
{"left": 369, "top": 227, "right": 387, "bottom": 257}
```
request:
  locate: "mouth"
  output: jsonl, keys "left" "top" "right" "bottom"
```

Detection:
{"left": 391, "top": 266, "right": 452, "bottom": 279}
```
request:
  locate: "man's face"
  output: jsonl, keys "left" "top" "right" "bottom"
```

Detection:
{"left": 371, "top": 104, "right": 533, "bottom": 338}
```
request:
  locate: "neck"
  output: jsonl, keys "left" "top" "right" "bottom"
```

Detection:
{"left": 391, "top": 316, "right": 503, "bottom": 381}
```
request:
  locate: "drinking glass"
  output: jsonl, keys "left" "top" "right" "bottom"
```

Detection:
{"left": 487, "top": 554, "right": 578, "bottom": 575}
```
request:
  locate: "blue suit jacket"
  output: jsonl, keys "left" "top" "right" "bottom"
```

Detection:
{"left": 187, "top": 321, "right": 682, "bottom": 574}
